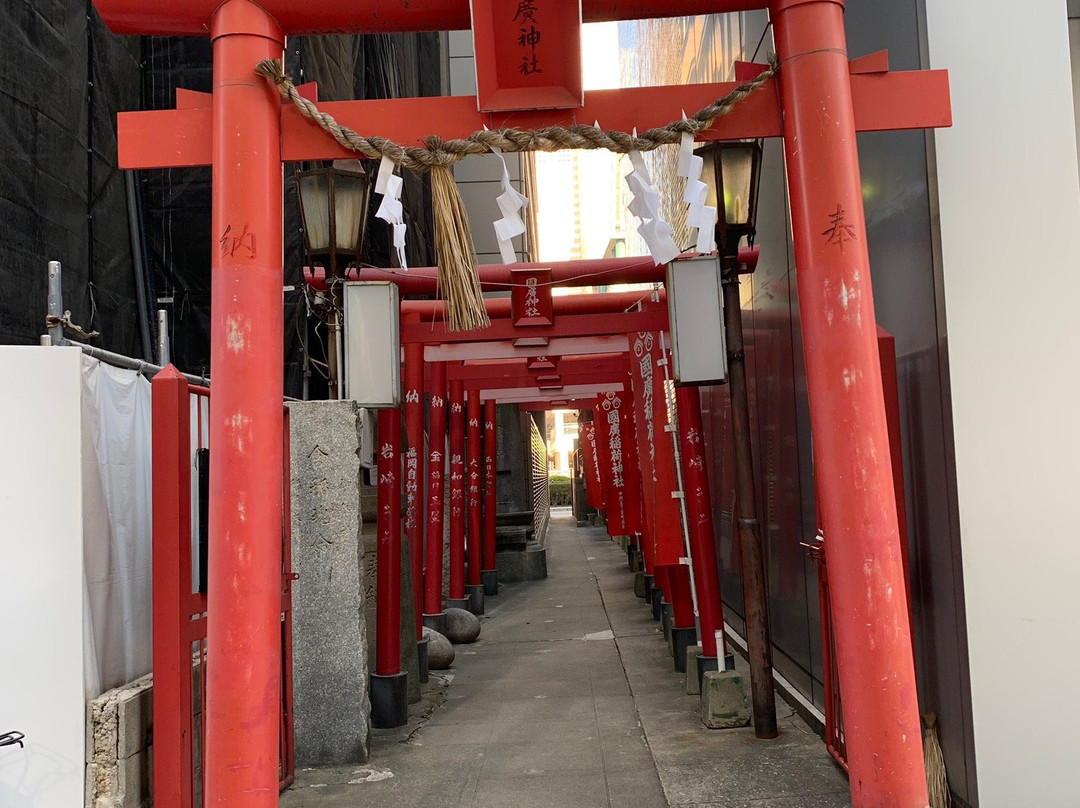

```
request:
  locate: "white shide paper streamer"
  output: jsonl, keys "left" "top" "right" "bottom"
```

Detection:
{"left": 490, "top": 143, "right": 529, "bottom": 265}
{"left": 625, "top": 131, "right": 681, "bottom": 266}
{"left": 676, "top": 120, "right": 717, "bottom": 255}
{"left": 374, "top": 154, "right": 408, "bottom": 270}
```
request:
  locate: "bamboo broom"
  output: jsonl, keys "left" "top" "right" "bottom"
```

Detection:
{"left": 923, "top": 712, "right": 950, "bottom": 808}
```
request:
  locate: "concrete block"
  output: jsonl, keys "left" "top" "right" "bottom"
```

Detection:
{"left": 496, "top": 545, "right": 547, "bottom": 582}
{"left": 85, "top": 762, "right": 98, "bottom": 808}
{"left": 288, "top": 400, "right": 371, "bottom": 766}
{"left": 685, "top": 644, "right": 704, "bottom": 695}
{"left": 117, "top": 684, "right": 153, "bottom": 760}
{"left": 85, "top": 675, "right": 155, "bottom": 808}
{"left": 700, "top": 670, "right": 751, "bottom": 729}
{"left": 116, "top": 748, "right": 152, "bottom": 807}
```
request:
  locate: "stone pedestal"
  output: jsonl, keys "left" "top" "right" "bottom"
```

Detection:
{"left": 701, "top": 670, "right": 751, "bottom": 729}
{"left": 288, "top": 401, "right": 370, "bottom": 765}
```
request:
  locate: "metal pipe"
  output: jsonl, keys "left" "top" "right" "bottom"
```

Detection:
{"left": 675, "top": 384, "right": 730, "bottom": 665}
{"left": 403, "top": 322, "right": 425, "bottom": 640}
{"left": 157, "top": 309, "right": 171, "bottom": 366}
{"left": 203, "top": 3, "right": 285, "bottom": 805}
{"left": 46, "top": 261, "right": 64, "bottom": 347}
{"left": 771, "top": 0, "right": 926, "bottom": 801}
{"left": 448, "top": 377, "right": 467, "bottom": 601}
{"left": 124, "top": 172, "right": 154, "bottom": 363}
{"left": 658, "top": 331, "right": 699, "bottom": 630}
{"left": 483, "top": 399, "right": 498, "bottom": 574}
{"left": 721, "top": 251, "right": 777, "bottom": 739}
{"left": 303, "top": 249, "right": 758, "bottom": 293}
{"left": 424, "top": 363, "right": 448, "bottom": 619}
{"left": 375, "top": 407, "right": 403, "bottom": 675}
{"left": 466, "top": 390, "right": 483, "bottom": 588}
{"left": 63, "top": 339, "right": 208, "bottom": 386}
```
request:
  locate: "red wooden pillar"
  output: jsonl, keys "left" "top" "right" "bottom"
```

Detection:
{"left": 447, "top": 377, "right": 468, "bottom": 608}
{"left": 465, "top": 389, "right": 485, "bottom": 614}
{"left": 628, "top": 332, "right": 660, "bottom": 581}
{"left": 402, "top": 323, "right": 425, "bottom": 646}
{"left": 151, "top": 367, "right": 193, "bottom": 808}
{"left": 772, "top": 0, "right": 927, "bottom": 803}
{"left": 423, "top": 362, "right": 448, "bottom": 632}
{"left": 482, "top": 399, "right": 499, "bottom": 595}
{"left": 580, "top": 417, "right": 604, "bottom": 511}
{"left": 675, "top": 385, "right": 732, "bottom": 672}
{"left": 204, "top": 3, "right": 284, "bottom": 803}
{"left": 372, "top": 407, "right": 407, "bottom": 727}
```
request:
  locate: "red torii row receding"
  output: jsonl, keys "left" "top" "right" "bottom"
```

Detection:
{"left": 389, "top": 288, "right": 727, "bottom": 681}
{"left": 92, "top": 0, "right": 951, "bottom": 804}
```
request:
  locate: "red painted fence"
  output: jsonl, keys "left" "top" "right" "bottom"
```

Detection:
{"left": 151, "top": 366, "right": 295, "bottom": 808}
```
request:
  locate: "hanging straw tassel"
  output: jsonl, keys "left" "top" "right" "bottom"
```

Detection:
{"left": 429, "top": 164, "right": 490, "bottom": 332}
{"left": 923, "top": 712, "right": 950, "bottom": 808}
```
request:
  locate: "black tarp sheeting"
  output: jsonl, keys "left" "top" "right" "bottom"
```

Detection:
{"left": 1, "top": 3, "right": 442, "bottom": 396}
{"left": 0, "top": 2, "right": 143, "bottom": 356}
{"left": 142, "top": 31, "right": 442, "bottom": 397}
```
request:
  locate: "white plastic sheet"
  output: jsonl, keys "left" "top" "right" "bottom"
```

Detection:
{"left": 80, "top": 355, "right": 153, "bottom": 699}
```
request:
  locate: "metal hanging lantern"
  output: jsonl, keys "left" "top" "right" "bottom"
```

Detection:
{"left": 696, "top": 140, "right": 763, "bottom": 252}
{"left": 295, "top": 159, "right": 372, "bottom": 270}
{"left": 295, "top": 159, "right": 372, "bottom": 399}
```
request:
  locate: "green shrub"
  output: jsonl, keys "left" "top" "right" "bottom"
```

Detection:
{"left": 549, "top": 474, "right": 572, "bottom": 507}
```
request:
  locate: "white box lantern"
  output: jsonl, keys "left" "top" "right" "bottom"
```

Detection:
{"left": 343, "top": 281, "right": 401, "bottom": 407}
{"left": 666, "top": 255, "right": 728, "bottom": 385}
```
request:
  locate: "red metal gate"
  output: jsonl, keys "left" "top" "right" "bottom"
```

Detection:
{"left": 151, "top": 366, "right": 295, "bottom": 808}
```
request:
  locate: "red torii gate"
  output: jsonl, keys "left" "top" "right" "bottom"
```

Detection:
{"left": 91, "top": 0, "right": 951, "bottom": 804}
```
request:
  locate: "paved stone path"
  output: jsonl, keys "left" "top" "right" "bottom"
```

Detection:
{"left": 280, "top": 510, "right": 850, "bottom": 808}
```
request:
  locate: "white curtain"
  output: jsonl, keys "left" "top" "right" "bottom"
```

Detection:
{"left": 80, "top": 356, "right": 153, "bottom": 699}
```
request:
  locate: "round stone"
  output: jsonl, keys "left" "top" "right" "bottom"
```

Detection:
{"left": 423, "top": 626, "right": 455, "bottom": 669}
{"left": 443, "top": 607, "right": 482, "bottom": 644}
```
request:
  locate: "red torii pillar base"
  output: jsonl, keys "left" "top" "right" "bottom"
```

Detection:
{"left": 372, "top": 408, "right": 408, "bottom": 729}
{"left": 666, "top": 563, "right": 698, "bottom": 674}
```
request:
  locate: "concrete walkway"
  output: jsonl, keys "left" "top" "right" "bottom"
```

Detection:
{"left": 280, "top": 510, "right": 850, "bottom": 808}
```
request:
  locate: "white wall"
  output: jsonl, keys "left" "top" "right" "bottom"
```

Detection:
{"left": 924, "top": 4, "right": 1080, "bottom": 805}
{"left": 0, "top": 347, "right": 86, "bottom": 808}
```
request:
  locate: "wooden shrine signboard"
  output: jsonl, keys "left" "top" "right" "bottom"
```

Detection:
{"left": 510, "top": 268, "right": 554, "bottom": 326}
{"left": 470, "top": 0, "right": 583, "bottom": 112}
